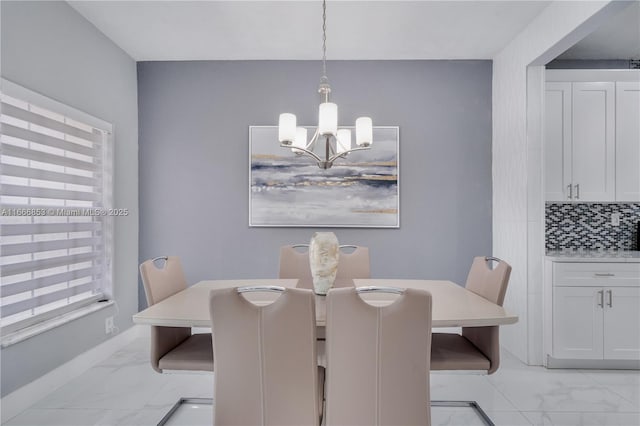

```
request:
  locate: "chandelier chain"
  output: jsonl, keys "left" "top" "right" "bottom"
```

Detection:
{"left": 321, "top": 0, "right": 327, "bottom": 79}
{"left": 278, "top": 0, "right": 373, "bottom": 169}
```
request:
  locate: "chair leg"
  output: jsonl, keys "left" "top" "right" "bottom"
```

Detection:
{"left": 431, "top": 400, "right": 494, "bottom": 426}
{"left": 157, "top": 397, "right": 213, "bottom": 426}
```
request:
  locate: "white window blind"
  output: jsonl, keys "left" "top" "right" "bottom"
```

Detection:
{"left": 0, "top": 80, "right": 113, "bottom": 334}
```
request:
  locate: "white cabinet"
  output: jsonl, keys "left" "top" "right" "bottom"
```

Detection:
{"left": 544, "top": 70, "right": 640, "bottom": 202}
{"left": 604, "top": 287, "right": 640, "bottom": 359}
{"left": 554, "top": 286, "right": 640, "bottom": 360}
{"left": 615, "top": 82, "right": 640, "bottom": 201}
{"left": 545, "top": 83, "right": 571, "bottom": 201}
{"left": 571, "top": 82, "right": 616, "bottom": 201}
{"left": 552, "top": 262, "right": 640, "bottom": 361}
{"left": 553, "top": 286, "right": 604, "bottom": 359}
{"left": 544, "top": 81, "right": 615, "bottom": 201}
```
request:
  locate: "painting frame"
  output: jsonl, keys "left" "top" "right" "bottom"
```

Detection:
{"left": 249, "top": 125, "right": 400, "bottom": 228}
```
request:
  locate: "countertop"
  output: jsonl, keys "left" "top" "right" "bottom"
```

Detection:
{"left": 546, "top": 250, "right": 640, "bottom": 263}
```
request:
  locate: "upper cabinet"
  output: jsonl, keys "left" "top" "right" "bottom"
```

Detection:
{"left": 571, "top": 82, "right": 615, "bottom": 201}
{"left": 616, "top": 82, "right": 640, "bottom": 201}
{"left": 545, "top": 82, "right": 572, "bottom": 201}
{"left": 545, "top": 70, "right": 640, "bottom": 202}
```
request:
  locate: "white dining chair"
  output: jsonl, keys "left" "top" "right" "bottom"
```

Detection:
{"left": 278, "top": 243, "right": 371, "bottom": 290}
{"left": 139, "top": 256, "right": 214, "bottom": 425}
{"left": 324, "top": 286, "right": 432, "bottom": 426}
{"left": 209, "top": 285, "right": 324, "bottom": 425}
{"left": 430, "top": 256, "right": 512, "bottom": 425}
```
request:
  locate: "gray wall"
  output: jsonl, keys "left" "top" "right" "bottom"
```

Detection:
{"left": 1, "top": 1, "right": 138, "bottom": 396}
{"left": 138, "top": 60, "right": 492, "bottom": 307}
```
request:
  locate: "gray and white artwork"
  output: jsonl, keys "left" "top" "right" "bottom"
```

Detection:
{"left": 249, "top": 126, "right": 399, "bottom": 227}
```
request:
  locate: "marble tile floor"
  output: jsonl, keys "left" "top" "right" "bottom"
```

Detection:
{"left": 3, "top": 336, "right": 639, "bottom": 426}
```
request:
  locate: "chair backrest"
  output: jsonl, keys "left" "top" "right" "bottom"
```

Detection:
{"left": 279, "top": 244, "right": 370, "bottom": 290}
{"left": 464, "top": 256, "right": 512, "bottom": 306}
{"left": 139, "top": 256, "right": 188, "bottom": 306}
{"left": 210, "top": 286, "right": 320, "bottom": 425}
{"left": 462, "top": 256, "right": 512, "bottom": 374}
{"left": 140, "top": 256, "right": 190, "bottom": 373}
{"left": 336, "top": 245, "right": 371, "bottom": 279}
{"left": 325, "top": 287, "right": 432, "bottom": 426}
{"left": 278, "top": 245, "right": 314, "bottom": 289}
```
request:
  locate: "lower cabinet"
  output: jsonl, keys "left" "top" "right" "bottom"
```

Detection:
{"left": 553, "top": 286, "right": 640, "bottom": 360}
{"left": 603, "top": 287, "right": 640, "bottom": 359}
{"left": 551, "top": 261, "right": 640, "bottom": 363}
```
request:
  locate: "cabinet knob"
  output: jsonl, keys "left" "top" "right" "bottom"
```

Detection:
{"left": 594, "top": 273, "right": 615, "bottom": 277}
{"left": 597, "top": 290, "right": 604, "bottom": 307}
{"left": 575, "top": 184, "right": 580, "bottom": 200}
{"left": 606, "top": 290, "right": 613, "bottom": 308}
{"left": 567, "top": 184, "right": 573, "bottom": 200}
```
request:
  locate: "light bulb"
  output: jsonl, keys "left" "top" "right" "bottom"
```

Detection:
{"left": 293, "top": 127, "right": 307, "bottom": 153}
{"left": 355, "top": 117, "right": 373, "bottom": 147}
{"left": 278, "top": 113, "right": 296, "bottom": 144}
{"left": 337, "top": 129, "right": 351, "bottom": 154}
{"left": 318, "top": 103, "right": 338, "bottom": 136}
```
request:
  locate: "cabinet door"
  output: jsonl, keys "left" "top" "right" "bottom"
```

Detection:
{"left": 615, "top": 82, "right": 640, "bottom": 201}
{"left": 545, "top": 83, "right": 572, "bottom": 201}
{"left": 553, "top": 287, "right": 604, "bottom": 359}
{"left": 604, "top": 287, "right": 640, "bottom": 360}
{"left": 571, "top": 82, "right": 615, "bottom": 201}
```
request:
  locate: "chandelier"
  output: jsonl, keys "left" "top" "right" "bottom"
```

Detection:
{"left": 278, "top": 0, "right": 373, "bottom": 170}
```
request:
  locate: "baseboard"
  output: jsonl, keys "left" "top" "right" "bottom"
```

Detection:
{"left": 546, "top": 355, "right": 640, "bottom": 370}
{"left": 1, "top": 325, "right": 144, "bottom": 423}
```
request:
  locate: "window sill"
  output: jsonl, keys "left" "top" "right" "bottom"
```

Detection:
{"left": 1, "top": 300, "right": 114, "bottom": 349}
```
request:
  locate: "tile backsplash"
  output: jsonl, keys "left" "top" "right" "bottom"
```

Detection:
{"left": 546, "top": 203, "right": 640, "bottom": 251}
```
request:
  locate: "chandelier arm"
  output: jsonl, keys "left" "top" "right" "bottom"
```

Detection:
{"left": 279, "top": 143, "right": 323, "bottom": 163}
{"left": 327, "top": 146, "right": 372, "bottom": 164}
{"left": 325, "top": 135, "right": 331, "bottom": 162}
{"left": 327, "top": 137, "right": 337, "bottom": 156}
{"left": 304, "top": 128, "right": 321, "bottom": 151}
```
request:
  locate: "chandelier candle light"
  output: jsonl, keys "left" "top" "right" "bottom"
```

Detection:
{"left": 278, "top": 0, "right": 373, "bottom": 169}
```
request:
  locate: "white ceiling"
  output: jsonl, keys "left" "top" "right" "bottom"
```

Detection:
{"left": 68, "top": 1, "right": 639, "bottom": 62}
{"left": 557, "top": 1, "right": 639, "bottom": 60}
{"left": 68, "top": 1, "right": 551, "bottom": 61}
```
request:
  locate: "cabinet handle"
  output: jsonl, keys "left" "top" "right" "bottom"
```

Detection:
{"left": 575, "top": 184, "right": 580, "bottom": 200}
{"left": 597, "top": 290, "right": 604, "bottom": 307}
{"left": 607, "top": 290, "right": 612, "bottom": 308}
{"left": 567, "top": 184, "right": 573, "bottom": 200}
{"left": 594, "top": 273, "right": 615, "bottom": 277}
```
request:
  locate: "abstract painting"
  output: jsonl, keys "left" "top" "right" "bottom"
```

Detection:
{"left": 249, "top": 126, "right": 399, "bottom": 227}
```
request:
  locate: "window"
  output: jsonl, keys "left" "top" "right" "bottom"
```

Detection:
{"left": 0, "top": 80, "right": 113, "bottom": 335}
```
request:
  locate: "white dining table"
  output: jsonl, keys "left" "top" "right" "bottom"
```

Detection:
{"left": 132, "top": 278, "right": 518, "bottom": 328}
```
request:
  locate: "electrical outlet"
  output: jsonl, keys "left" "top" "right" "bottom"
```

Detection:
{"left": 105, "top": 316, "right": 114, "bottom": 334}
{"left": 611, "top": 213, "right": 621, "bottom": 226}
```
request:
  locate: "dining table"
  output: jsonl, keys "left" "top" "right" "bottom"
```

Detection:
{"left": 132, "top": 278, "right": 518, "bottom": 328}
